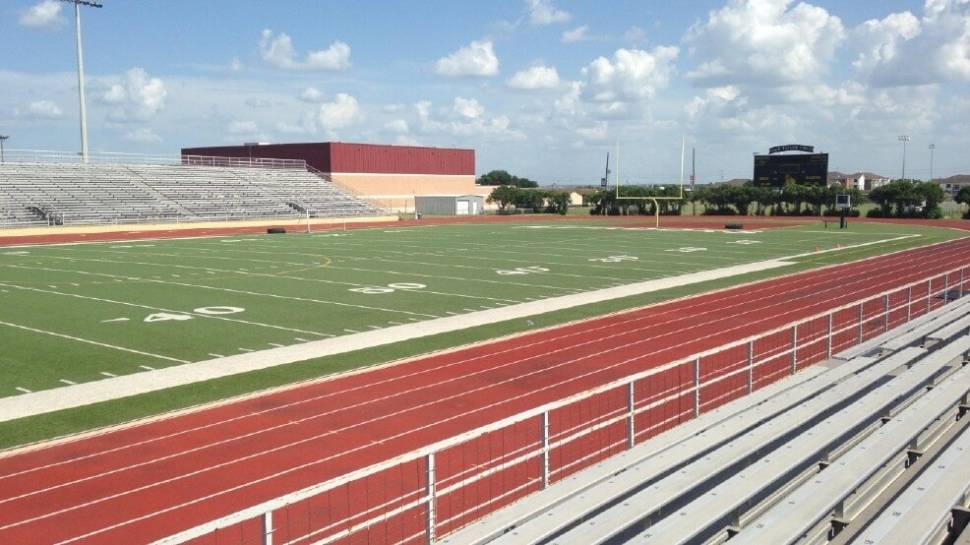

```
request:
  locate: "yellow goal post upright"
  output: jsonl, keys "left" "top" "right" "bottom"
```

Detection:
{"left": 614, "top": 136, "right": 687, "bottom": 228}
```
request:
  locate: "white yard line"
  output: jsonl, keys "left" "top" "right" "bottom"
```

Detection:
{"left": 0, "top": 320, "right": 187, "bottom": 365}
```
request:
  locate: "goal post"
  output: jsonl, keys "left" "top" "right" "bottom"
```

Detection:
{"left": 613, "top": 136, "right": 687, "bottom": 228}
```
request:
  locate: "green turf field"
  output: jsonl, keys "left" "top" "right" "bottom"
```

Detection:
{"left": 0, "top": 220, "right": 962, "bottom": 399}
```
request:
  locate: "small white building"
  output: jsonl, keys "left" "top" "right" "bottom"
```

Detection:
{"left": 414, "top": 195, "right": 485, "bottom": 216}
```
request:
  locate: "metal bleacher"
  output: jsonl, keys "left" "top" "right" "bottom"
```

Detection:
{"left": 0, "top": 157, "right": 383, "bottom": 227}
{"left": 446, "top": 294, "right": 970, "bottom": 545}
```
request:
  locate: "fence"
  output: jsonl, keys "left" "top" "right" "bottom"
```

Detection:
{"left": 0, "top": 149, "right": 307, "bottom": 170}
{"left": 155, "top": 265, "right": 969, "bottom": 545}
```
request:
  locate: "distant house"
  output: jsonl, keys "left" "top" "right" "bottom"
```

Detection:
{"left": 937, "top": 175, "right": 970, "bottom": 195}
{"left": 830, "top": 172, "right": 890, "bottom": 191}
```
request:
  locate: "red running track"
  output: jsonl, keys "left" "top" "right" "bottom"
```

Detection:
{"left": 1, "top": 238, "right": 969, "bottom": 544}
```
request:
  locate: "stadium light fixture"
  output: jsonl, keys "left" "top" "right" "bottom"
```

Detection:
{"left": 898, "top": 135, "right": 910, "bottom": 180}
{"left": 0, "top": 135, "right": 8, "bottom": 163}
{"left": 928, "top": 143, "right": 936, "bottom": 182}
{"left": 61, "top": 0, "right": 103, "bottom": 164}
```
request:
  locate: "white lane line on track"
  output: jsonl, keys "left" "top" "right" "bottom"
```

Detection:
{"left": 4, "top": 240, "right": 960, "bottom": 543}
{"left": 0, "top": 320, "right": 187, "bottom": 364}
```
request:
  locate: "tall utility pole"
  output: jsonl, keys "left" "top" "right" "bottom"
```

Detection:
{"left": 898, "top": 135, "right": 910, "bottom": 180}
{"left": 62, "top": 0, "right": 103, "bottom": 164}
{"left": 0, "top": 135, "right": 8, "bottom": 163}
{"left": 928, "top": 143, "right": 936, "bottom": 182}
{"left": 690, "top": 147, "right": 696, "bottom": 216}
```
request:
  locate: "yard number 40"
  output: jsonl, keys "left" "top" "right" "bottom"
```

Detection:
{"left": 144, "top": 306, "right": 245, "bottom": 323}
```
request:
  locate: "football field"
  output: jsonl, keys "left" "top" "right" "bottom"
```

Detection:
{"left": 0, "top": 220, "right": 958, "bottom": 397}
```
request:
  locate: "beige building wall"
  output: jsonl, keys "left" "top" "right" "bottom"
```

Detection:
{"left": 330, "top": 173, "right": 494, "bottom": 212}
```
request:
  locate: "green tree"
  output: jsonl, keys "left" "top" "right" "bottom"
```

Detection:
{"left": 956, "top": 186, "right": 970, "bottom": 219}
{"left": 486, "top": 185, "right": 519, "bottom": 211}
{"left": 476, "top": 170, "right": 539, "bottom": 188}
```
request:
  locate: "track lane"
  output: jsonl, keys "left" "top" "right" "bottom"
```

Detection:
{"left": 0, "top": 238, "right": 968, "bottom": 544}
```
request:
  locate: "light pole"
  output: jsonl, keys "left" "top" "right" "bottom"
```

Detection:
{"left": 0, "top": 135, "right": 8, "bottom": 163}
{"left": 898, "top": 135, "right": 910, "bottom": 179}
{"left": 61, "top": 0, "right": 102, "bottom": 164}
{"left": 928, "top": 143, "right": 936, "bottom": 182}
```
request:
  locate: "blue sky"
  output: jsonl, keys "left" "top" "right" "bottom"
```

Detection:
{"left": 1, "top": 0, "right": 968, "bottom": 183}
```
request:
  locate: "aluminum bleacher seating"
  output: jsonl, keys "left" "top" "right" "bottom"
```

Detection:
{"left": 0, "top": 160, "right": 383, "bottom": 226}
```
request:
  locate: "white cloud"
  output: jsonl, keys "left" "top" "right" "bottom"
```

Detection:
{"left": 414, "top": 98, "right": 525, "bottom": 140}
{"left": 685, "top": 0, "right": 845, "bottom": 87}
{"left": 852, "top": 1, "right": 970, "bottom": 86}
{"left": 561, "top": 26, "right": 590, "bottom": 43}
{"left": 17, "top": 100, "right": 63, "bottom": 119}
{"left": 624, "top": 26, "right": 647, "bottom": 43}
{"left": 575, "top": 121, "right": 609, "bottom": 141}
{"left": 582, "top": 47, "right": 679, "bottom": 102}
{"left": 554, "top": 81, "right": 583, "bottom": 114}
{"left": 434, "top": 40, "right": 499, "bottom": 77}
{"left": 384, "top": 119, "right": 409, "bottom": 133}
{"left": 299, "top": 87, "right": 325, "bottom": 102}
{"left": 19, "top": 0, "right": 63, "bottom": 29}
{"left": 317, "top": 93, "right": 360, "bottom": 130}
{"left": 230, "top": 57, "right": 243, "bottom": 72}
{"left": 228, "top": 120, "right": 259, "bottom": 134}
{"left": 99, "top": 68, "right": 167, "bottom": 120}
{"left": 124, "top": 128, "right": 162, "bottom": 143}
{"left": 527, "top": 0, "right": 570, "bottom": 25}
{"left": 507, "top": 65, "right": 561, "bottom": 90}
{"left": 259, "top": 30, "right": 351, "bottom": 71}
{"left": 453, "top": 97, "right": 485, "bottom": 119}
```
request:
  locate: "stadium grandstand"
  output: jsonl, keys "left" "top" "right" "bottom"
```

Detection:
{"left": 0, "top": 151, "right": 383, "bottom": 227}
{"left": 181, "top": 141, "right": 490, "bottom": 212}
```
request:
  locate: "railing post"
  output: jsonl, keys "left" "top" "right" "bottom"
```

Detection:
{"left": 540, "top": 412, "right": 550, "bottom": 489}
{"left": 747, "top": 340, "right": 754, "bottom": 394}
{"left": 261, "top": 511, "right": 273, "bottom": 545}
{"left": 693, "top": 357, "right": 701, "bottom": 417}
{"left": 884, "top": 293, "right": 890, "bottom": 331}
{"left": 791, "top": 324, "right": 798, "bottom": 374}
{"left": 627, "top": 381, "right": 635, "bottom": 449}
{"left": 858, "top": 302, "right": 864, "bottom": 343}
{"left": 426, "top": 453, "right": 436, "bottom": 544}
{"left": 827, "top": 313, "right": 833, "bottom": 359}
{"left": 907, "top": 286, "right": 913, "bottom": 322}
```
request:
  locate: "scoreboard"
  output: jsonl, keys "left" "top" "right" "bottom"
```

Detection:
{"left": 753, "top": 152, "right": 828, "bottom": 187}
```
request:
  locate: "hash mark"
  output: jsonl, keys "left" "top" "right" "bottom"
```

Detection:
{"left": 100, "top": 371, "right": 117, "bottom": 378}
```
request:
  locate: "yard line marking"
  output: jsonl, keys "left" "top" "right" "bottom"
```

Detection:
{"left": 208, "top": 354, "right": 224, "bottom": 359}
{"left": 138, "top": 366, "right": 155, "bottom": 371}
{"left": 15, "top": 387, "right": 31, "bottom": 394}
{"left": 238, "top": 348, "right": 254, "bottom": 353}
{"left": 268, "top": 343, "right": 285, "bottom": 348}
{"left": 445, "top": 311, "right": 458, "bottom": 315}
{"left": 100, "top": 318, "right": 129, "bottom": 324}
{"left": 368, "top": 325, "right": 382, "bottom": 330}
{"left": 0, "top": 320, "right": 187, "bottom": 363}
{"left": 294, "top": 338, "right": 308, "bottom": 342}
{"left": 0, "top": 278, "right": 334, "bottom": 337}
{"left": 388, "top": 321, "right": 403, "bottom": 325}
{"left": 59, "top": 380, "right": 76, "bottom": 386}
{"left": 343, "top": 329, "right": 359, "bottom": 333}
{"left": 100, "top": 372, "right": 116, "bottom": 378}
{"left": 4, "top": 259, "right": 443, "bottom": 318}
